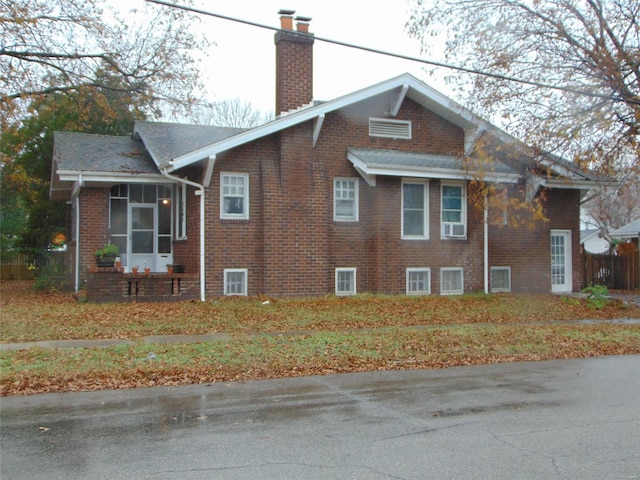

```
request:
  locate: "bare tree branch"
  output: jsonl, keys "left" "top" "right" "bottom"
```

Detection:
{"left": 1, "top": 0, "right": 209, "bottom": 122}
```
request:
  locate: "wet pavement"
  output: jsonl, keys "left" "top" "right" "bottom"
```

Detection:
{"left": 1, "top": 355, "right": 639, "bottom": 479}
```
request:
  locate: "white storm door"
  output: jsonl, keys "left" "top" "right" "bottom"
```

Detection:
{"left": 129, "top": 204, "right": 156, "bottom": 271}
{"left": 551, "top": 230, "right": 572, "bottom": 293}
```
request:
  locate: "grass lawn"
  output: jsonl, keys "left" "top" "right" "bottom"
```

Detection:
{"left": 2, "top": 281, "right": 639, "bottom": 396}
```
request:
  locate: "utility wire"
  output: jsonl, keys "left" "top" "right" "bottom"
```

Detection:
{"left": 145, "top": 0, "right": 637, "bottom": 105}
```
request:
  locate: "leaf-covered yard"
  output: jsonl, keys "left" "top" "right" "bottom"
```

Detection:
{"left": 2, "top": 281, "right": 639, "bottom": 396}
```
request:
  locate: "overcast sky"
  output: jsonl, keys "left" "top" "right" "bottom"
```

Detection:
{"left": 179, "top": 0, "right": 449, "bottom": 114}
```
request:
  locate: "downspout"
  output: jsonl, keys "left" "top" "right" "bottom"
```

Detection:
{"left": 75, "top": 195, "right": 81, "bottom": 292}
{"left": 484, "top": 194, "right": 489, "bottom": 294}
{"left": 71, "top": 175, "right": 83, "bottom": 293}
{"left": 161, "top": 169, "right": 206, "bottom": 302}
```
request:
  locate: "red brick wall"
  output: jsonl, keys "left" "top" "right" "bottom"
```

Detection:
{"left": 488, "top": 187, "right": 582, "bottom": 293}
{"left": 78, "top": 188, "right": 111, "bottom": 285}
{"left": 196, "top": 99, "right": 582, "bottom": 297}
{"left": 86, "top": 270, "right": 199, "bottom": 303}
{"left": 200, "top": 99, "right": 490, "bottom": 297}
{"left": 171, "top": 165, "right": 203, "bottom": 277}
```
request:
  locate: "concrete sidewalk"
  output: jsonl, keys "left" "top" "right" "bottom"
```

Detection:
{"left": 0, "top": 333, "right": 232, "bottom": 352}
{"left": 2, "top": 317, "right": 639, "bottom": 352}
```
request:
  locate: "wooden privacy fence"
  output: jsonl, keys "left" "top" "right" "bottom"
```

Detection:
{"left": 0, "top": 251, "right": 67, "bottom": 281}
{"left": 582, "top": 250, "right": 639, "bottom": 290}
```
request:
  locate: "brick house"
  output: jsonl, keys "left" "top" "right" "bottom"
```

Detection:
{"left": 50, "top": 13, "right": 610, "bottom": 302}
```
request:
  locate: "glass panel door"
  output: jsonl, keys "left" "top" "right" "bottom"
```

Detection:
{"left": 551, "top": 230, "right": 572, "bottom": 292}
{"left": 130, "top": 204, "right": 156, "bottom": 271}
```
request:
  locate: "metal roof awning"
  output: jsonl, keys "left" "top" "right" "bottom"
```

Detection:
{"left": 347, "top": 148, "right": 521, "bottom": 186}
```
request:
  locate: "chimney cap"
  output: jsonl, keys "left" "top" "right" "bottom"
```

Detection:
{"left": 278, "top": 9, "right": 296, "bottom": 16}
{"left": 295, "top": 15, "right": 312, "bottom": 22}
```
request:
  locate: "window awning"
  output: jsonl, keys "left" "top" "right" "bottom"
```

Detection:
{"left": 347, "top": 148, "right": 521, "bottom": 186}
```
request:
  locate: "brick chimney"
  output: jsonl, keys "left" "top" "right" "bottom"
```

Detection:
{"left": 275, "top": 10, "right": 314, "bottom": 115}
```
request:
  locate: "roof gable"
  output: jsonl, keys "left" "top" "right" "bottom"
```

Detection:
{"left": 133, "top": 121, "right": 246, "bottom": 168}
{"left": 166, "top": 73, "right": 482, "bottom": 172}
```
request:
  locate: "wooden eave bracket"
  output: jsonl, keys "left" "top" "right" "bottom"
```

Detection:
{"left": 464, "top": 127, "right": 482, "bottom": 156}
{"left": 354, "top": 165, "right": 376, "bottom": 187}
{"left": 391, "top": 84, "right": 409, "bottom": 117}
{"left": 203, "top": 155, "right": 216, "bottom": 188}
{"left": 525, "top": 174, "right": 544, "bottom": 203}
{"left": 313, "top": 114, "right": 325, "bottom": 147}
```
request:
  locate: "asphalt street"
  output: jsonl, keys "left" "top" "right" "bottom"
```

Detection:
{"left": 1, "top": 355, "right": 639, "bottom": 479}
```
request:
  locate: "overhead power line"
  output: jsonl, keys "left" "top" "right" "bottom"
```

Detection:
{"left": 145, "top": 0, "right": 636, "bottom": 105}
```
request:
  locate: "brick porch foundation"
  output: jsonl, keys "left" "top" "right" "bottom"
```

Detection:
{"left": 86, "top": 268, "right": 200, "bottom": 303}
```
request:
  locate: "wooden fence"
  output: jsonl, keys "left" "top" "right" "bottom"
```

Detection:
{"left": 0, "top": 251, "right": 68, "bottom": 281}
{"left": 582, "top": 250, "right": 639, "bottom": 290}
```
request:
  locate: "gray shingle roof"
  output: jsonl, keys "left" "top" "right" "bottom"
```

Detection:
{"left": 133, "top": 121, "right": 246, "bottom": 167}
{"left": 610, "top": 218, "right": 640, "bottom": 238}
{"left": 53, "top": 131, "right": 158, "bottom": 174}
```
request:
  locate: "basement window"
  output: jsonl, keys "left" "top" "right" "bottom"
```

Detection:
{"left": 335, "top": 268, "right": 357, "bottom": 296}
{"left": 369, "top": 118, "right": 411, "bottom": 139}
{"left": 441, "top": 267, "right": 464, "bottom": 295}
{"left": 407, "top": 268, "right": 431, "bottom": 295}
{"left": 224, "top": 269, "right": 247, "bottom": 296}
{"left": 490, "top": 267, "right": 511, "bottom": 293}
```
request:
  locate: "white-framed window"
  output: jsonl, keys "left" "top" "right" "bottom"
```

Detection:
{"left": 440, "top": 267, "right": 464, "bottom": 295}
{"left": 441, "top": 182, "right": 466, "bottom": 239}
{"left": 335, "top": 268, "right": 357, "bottom": 296}
{"left": 221, "top": 173, "right": 249, "bottom": 219}
{"left": 369, "top": 118, "right": 412, "bottom": 139}
{"left": 175, "top": 183, "right": 187, "bottom": 240}
{"left": 490, "top": 267, "right": 511, "bottom": 293}
{"left": 402, "top": 180, "right": 429, "bottom": 239}
{"left": 406, "top": 268, "right": 431, "bottom": 295}
{"left": 224, "top": 268, "right": 248, "bottom": 296}
{"left": 334, "top": 178, "right": 359, "bottom": 221}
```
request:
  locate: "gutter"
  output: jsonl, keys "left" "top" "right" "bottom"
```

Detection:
{"left": 160, "top": 169, "right": 206, "bottom": 302}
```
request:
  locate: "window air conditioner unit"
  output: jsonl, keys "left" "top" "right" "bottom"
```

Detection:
{"left": 443, "top": 223, "right": 466, "bottom": 238}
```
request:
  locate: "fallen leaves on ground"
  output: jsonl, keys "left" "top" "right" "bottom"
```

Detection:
{"left": 1, "top": 281, "right": 639, "bottom": 396}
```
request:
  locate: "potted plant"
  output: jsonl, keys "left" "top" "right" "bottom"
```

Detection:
{"left": 95, "top": 244, "right": 119, "bottom": 267}
{"left": 131, "top": 265, "right": 139, "bottom": 274}
{"left": 166, "top": 264, "right": 173, "bottom": 275}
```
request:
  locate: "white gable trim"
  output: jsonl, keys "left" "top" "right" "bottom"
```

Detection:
{"left": 56, "top": 170, "right": 168, "bottom": 184}
{"left": 167, "top": 73, "right": 483, "bottom": 172}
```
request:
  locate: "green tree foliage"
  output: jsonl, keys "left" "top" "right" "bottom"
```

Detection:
{"left": 406, "top": 0, "right": 639, "bottom": 175}
{"left": 1, "top": 78, "right": 145, "bottom": 251}
{"left": 1, "top": 0, "right": 208, "bottom": 251}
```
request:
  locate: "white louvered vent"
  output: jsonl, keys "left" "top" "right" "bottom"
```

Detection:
{"left": 369, "top": 118, "right": 411, "bottom": 139}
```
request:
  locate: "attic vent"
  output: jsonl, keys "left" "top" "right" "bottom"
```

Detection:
{"left": 369, "top": 118, "right": 411, "bottom": 139}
